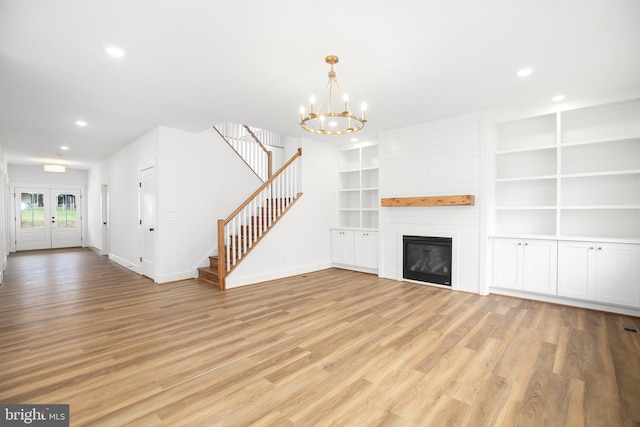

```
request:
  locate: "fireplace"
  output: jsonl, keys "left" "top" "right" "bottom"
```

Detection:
{"left": 403, "top": 236, "right": 452, "bottom": 286}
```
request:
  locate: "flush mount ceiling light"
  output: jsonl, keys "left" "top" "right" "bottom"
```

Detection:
{"left": 103, "top": 44, "right": 127, "bottom": 58}
{"left": 300, "top": 55, "right": 367, "bottom": 135}
{"left": 44, "top": 164, "right": 66, "bottom": 173}
{"left": 75, "top": 120, "right": 87, "bottom": 127}
{"left": 552, "top": 94, "right": 566, "bottom": 102}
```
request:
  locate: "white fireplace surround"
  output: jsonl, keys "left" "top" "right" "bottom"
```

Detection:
{"left": 394, "top": 229, "right": 460, "bottom": 290}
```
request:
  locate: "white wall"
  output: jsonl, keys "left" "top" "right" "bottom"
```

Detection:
{"left": 0, "top": 146, "right": 8, "bottom": 282}
{"left": 226, "top": 136, "right": 338, "bottom": 288}
{"left": 379, "top": 113, "right": 484, "bottom": 294}
{"left": 8, "top": 165, "right": 88, "bottom": 186}
{"left": 87, "top": 127, "right": 159, "bottom": 270}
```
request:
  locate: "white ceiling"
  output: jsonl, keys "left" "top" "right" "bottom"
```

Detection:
{"left": 1, "top": 0, "right": 639, "bottom": 170}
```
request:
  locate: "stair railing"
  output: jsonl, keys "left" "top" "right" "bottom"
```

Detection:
{"left": 214, "top": 122, "right": 273, "bottom": 182}
{"left": 217, "top": 148, "right": 303, "bottom": 289}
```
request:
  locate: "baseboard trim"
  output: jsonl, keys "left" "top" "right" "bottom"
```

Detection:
{"left": 226, "top": 262, "right": 332, "bottom": 289}
{"left": 490, "top": 287, "right": 640, "bottom": 317}
{"left": 108, "top": 253, "right": 141, "bottom": 275}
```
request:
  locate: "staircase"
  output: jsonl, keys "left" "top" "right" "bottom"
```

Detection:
{"left": 198, "top": 124, "right": 302, "bottom": 290}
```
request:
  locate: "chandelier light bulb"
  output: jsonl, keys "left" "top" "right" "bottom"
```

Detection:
{"left": 309, "top": 95, "right": 316, "bottom": 113}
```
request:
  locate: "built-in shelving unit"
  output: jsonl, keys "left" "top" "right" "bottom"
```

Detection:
{"left": 493, "top": 98, "right": 640, "bottom": 243}
{"left": 490, "top": 97, "right": 640, "bottom": 314}
{"left": 338, "top": 144, "right": 379, "bottom": 229}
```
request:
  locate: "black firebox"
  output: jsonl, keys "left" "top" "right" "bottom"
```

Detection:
{"left": 403, "top": 236, "right": 452, "bottom": 286}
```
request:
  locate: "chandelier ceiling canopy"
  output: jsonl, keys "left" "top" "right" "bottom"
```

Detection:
{"left": 299, "top": 55, "right": 367, "bottom": 135}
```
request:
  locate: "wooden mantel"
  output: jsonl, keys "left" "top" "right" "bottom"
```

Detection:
{"left": 381, "top": 195, "right": 475, "bottom": 207}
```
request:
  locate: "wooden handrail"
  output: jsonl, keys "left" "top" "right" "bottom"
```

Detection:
{"left": 217, "top": 147, "right": 302, "bottom": 290}
{"left": 213, "top": 125, "right": 272, "bottom": 182}
{"left": 243, "top": 125, "right": 273, "bottom": 178}
{"left": 223, "top": 148, "right": 302, "bottom": 224}
{"left": 242, "top": 125, "right": 271, "bottom": 155}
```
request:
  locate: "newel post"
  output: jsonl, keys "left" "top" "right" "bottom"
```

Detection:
{"left": 217, "top": 219, "right": 226, "bottom": 290}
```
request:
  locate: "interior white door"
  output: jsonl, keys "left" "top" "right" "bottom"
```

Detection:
{"left": 15, "top": 188, "right": 51, "bottom": 250}
{"left": 15, "top": 188, "right": 82, "bottom": 251}
{"left": 51, "top": 189, "right": 82, "bottom": 248}
{"left": 101, "top": 183, "right": 109, "bottom": 256}
{"left": 140, "top": 167, "right": 156, "bottom": 279}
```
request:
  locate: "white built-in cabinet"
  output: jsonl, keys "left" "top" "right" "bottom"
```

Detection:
{"left": 492, "top": 97, "right": 640, "bottom": 311}
{"left": 493, "top": 238, "right": 557, "bottom": 295}
{"left": 558, "top": 241, "right": 640, "bottom": 307}
{"left": 331, "top": 229, "right": 355, "bottom": 265}
{"left": 332, "top": 143, "right": 379, "bottom": 273}
{"left": 331, "top": 229, "right": 378, "bottom": 272}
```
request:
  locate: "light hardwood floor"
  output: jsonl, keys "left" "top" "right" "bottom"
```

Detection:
{"left": 0, "top": 248, "right": 639, "bottom": 426}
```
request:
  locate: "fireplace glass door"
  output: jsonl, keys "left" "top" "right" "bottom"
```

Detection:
{"left": 403, "top": 236, "right": 452, "bottom": 286}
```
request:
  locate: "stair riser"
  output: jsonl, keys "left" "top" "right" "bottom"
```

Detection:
{"left": 198, "top": 268, "right": 219, "bottom": 283}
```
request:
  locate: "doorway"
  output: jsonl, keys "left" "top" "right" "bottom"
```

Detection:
{"left": 101, "top": 182, "right": 109, "bottom": 256}
{"left": 139, "top": 166, "right": 156, "bottom": 279}
{"left": 15, "top": 188, "right": 82, "bottom": 250}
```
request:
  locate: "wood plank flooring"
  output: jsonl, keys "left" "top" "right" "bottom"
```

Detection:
{"left": 0, "top": 248, "right": 639, "bottom": 426}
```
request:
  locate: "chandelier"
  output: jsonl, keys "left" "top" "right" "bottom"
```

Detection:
{"left": 299, "top": 55, "right": 367, "bottom": 135}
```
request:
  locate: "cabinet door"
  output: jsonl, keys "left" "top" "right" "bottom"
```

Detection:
{"left": 558, "top": 241, "right": 596, "bottom": 300}
{"left": 354, "top": 231, "right": 378, "bottom": 269}
{"left": 595, "top": 243, "right": 640, "bottom": 307}
{"left": 493, "top": 239, "right": 523, "bottom": 290}
{"left": 522, "top": 239, "right": 558, "bottom": 295}
{"left": 331, "top": 229, "right": 355, "bottom": 265}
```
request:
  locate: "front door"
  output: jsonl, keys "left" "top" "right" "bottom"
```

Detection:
{"left": 51, "top": 190, "right": 82, "bottom": 248}
{"left": 15, "top": 188, "right": 82, "bottom": 250}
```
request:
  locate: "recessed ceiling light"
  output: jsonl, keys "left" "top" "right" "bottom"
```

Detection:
{"left": 552, "top": 94, "right": 566, "bottom": 102}
{"left": 75, "top": 120, "right": 87, "bottom": 127}
{"left": 350, "top": 138, "right": 358, "bottom": 142}
{"left": 103, "top": 44, "right": 127, "bottom": 58}
{"left": 60, "top": 146, "right": 69, "bottom": 150}
{"left": 516, "top": 67, "right": 533, "bottom": 77}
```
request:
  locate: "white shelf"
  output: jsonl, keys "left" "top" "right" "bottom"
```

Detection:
{"left": 495, "top": 144, "right": 558, "bottom": 155}
{"left": 496, "top": 113, "right": 556, "bottom": 151}
{"left": 337, "top": 144, "right": 379, "bottom": 229}
{"left": 561, "top": 99, "right": 640, "bottom": 144}
{"left": 560, "top": 206, "right": 640, "bottom": 210}
{"left": 496, "top": 206, "right": 557, "bottom": 210}
{"left": 561, "top": 135, "right": 640, "bottom": 147}
{"left": 493, "top": 97, "right": 640, "bottom": 241}
{"left": 561, "top": 170, "right": 640, "bottom": 178}
{"left": 496, "top": 175, "right": 557, "bottom": 183}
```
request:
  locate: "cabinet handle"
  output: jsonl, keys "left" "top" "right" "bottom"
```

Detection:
{"left": 518, "top": 242, "right": 522, "bottom": 246}
{"left": 589, "top": 247, "right": 594, "bottom": 250}
{"left": 597, "top": 247, "right": 602, "bottom": 250}
{"left": 524, "top": 243, "right": 528, "bottom": 246}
